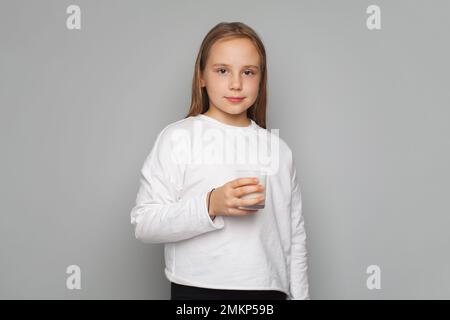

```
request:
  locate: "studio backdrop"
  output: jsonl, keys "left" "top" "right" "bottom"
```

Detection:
{"left": 1, "top": 0, "right": 449, "bottom": 299}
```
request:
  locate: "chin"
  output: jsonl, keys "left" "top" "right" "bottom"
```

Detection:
{"left": 219, "top": 106, "right": 250, "bottom": 115}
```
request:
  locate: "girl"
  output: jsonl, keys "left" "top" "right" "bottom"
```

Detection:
{"left": 130, "top": 22, "right": 309, "bottom": 300}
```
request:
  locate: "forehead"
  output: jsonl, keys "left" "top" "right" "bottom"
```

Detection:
{"left": 207, "top": 37, "right": 260, "bottom": 66}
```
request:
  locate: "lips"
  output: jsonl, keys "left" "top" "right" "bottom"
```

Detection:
{"left": 225, "top": 97, "right": 245, "bottom": 103}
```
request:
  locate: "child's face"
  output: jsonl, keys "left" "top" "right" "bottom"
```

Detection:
{"left": 200, "top": 37, "right": 261, "bottom": 116}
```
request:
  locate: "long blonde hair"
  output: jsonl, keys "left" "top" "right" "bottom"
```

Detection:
{"left": 185, "top": 22, "right": 268, "bottom": 129}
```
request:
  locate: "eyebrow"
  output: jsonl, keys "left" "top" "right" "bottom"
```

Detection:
{"left": 212, "top": 63, "right": 260, "bottom": 69}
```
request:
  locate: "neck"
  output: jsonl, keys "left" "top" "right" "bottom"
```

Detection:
{"left": 203, "top": 106, "right": 250, "bottom": 127}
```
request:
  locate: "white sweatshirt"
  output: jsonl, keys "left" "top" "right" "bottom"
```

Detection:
{"left": 130, "top": 114, "right": 309, "bottom": 300}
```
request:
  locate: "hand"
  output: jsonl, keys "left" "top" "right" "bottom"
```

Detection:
{"left": 207, "top": 177, "right": 265, "bottom": 218}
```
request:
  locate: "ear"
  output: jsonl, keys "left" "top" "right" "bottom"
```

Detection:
{"left": 199, "top": 72, "right": 206, "bottom": 87}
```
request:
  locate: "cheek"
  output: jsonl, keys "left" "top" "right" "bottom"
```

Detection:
{"left": 206, "top": 83, "right": 225, "bottom": 98}
{"left": 208, "top": 79, "right": 227, "bottom": 93}
{"left": 246, "top": 78, "right": 260, "bottom": 94}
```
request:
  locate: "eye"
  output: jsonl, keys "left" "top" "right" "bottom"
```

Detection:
{"left": 215, "top": 68, "right": 256, "bottom": 76}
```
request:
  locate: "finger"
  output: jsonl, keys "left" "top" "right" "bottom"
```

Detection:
{"left": 236, "top": 195, "right": 265, "bottom": 207}
{"left": 233, "top": 184, "right": 263, "bottom": 197}
{"left": 228, "top": 207, "right": 259, "bottom": 216}
{"left": 231, "top": 177, "right": 259, "bottom": 188}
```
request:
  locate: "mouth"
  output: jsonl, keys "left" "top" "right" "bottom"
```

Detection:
{"left": 225, "top": 97, "right": 245, "bottom": 103}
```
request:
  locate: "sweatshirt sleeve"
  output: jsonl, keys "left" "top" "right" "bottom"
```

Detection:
{"left": 288, "top": 155, "right": 310, "bottom": 300}
{"left": 130, "top": 126, "right": 225, "bottom": 244}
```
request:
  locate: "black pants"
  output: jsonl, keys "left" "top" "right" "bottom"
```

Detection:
{"left": 171, "top": 282, "right": 287, "bottom": 300}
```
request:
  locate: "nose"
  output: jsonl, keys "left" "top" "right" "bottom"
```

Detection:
{"left": 229, "top": 73, "right": 242, "bottom": 90}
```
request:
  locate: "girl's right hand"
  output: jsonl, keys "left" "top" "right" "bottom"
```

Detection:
{"left": 207, "top": 177, "right": 265, "bottom": 218}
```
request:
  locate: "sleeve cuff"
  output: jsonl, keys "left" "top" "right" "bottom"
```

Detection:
{"left": 200, "top": 191, "right": 225, "bottom": 229}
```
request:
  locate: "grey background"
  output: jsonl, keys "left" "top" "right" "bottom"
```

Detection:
{"left": 1, "top": 0, "right": 449, "bottom": 299}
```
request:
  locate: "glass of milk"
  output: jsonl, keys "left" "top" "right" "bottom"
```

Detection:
{"left": 234, "top": 169, "right": 267, "bottom": 210}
